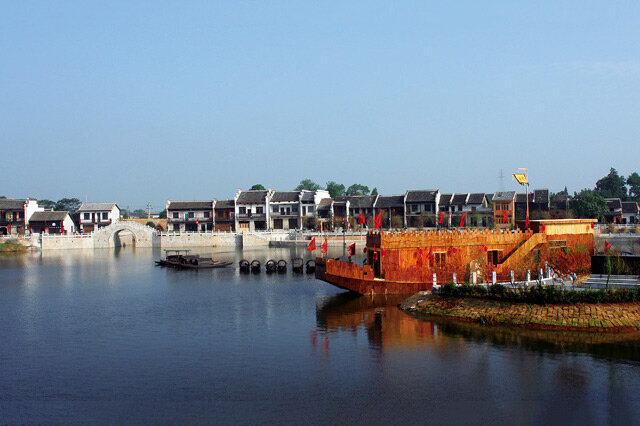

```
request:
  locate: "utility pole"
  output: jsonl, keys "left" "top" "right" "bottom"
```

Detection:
{"left": 498, "top": 169, "right": 505, "bottom": 190}
{"left": 147, "top": 202, "right": 152, "bottom": 219}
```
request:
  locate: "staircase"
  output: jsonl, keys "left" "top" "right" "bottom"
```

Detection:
{"left": 499, "top": 232, "right": 546, "bottom": 270}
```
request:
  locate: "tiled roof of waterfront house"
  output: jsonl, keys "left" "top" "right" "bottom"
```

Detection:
{"left": 0, "top": 199, "right": 26, "bottom": 210}
{"left": 78, "top": 202, "right": 118, "bottom": 211}
{"left": 237, "top": 190, "right": 269, "bottom": 203}
{"left": 606, "top": 198, "right": 622, "bottom": 210}
{"left": 515, "top": 193, "right": 532, "bottom": 204}
{"left": 271, "top": 191, "right": 300, "bottom": 202}
{"left": 552, "top": 194, "right": 569, "bottom": 203}
{"left": 300, "top": 191, "right": 315, "bottom": 203}
{"left": 374, "top": 195, "right": 405, "bottom": 209}
{"left": 438, "top": 194, "right": 453, "bottom": 208}
{"left": 29, "top": 211, "right": 69, "bottom": 222}
{"left": 533, "top": 189, "right": 550, "bottom": 204}
{"left": 167, "top": 201, "right": 213, "bottom": 210}
{"left": 622, "top": 202, "right": 639, "bottom": 214}
{"left": 214, "top": 199, "right": 235, "bottom": 209}
{"left": 336, "top": 195, "right": 377, "bottom": 208}
{"left": 317, "top": 198, "right": 333, "bottom": 212}
{"left": 452, "top": 193, "right": 468, "bottom": 205}
{"left": 492, "top": 191, "right": 516, "bottom": 201}
{"left": 405, "top": 190, "right": 439, "bottom": 203}
{"left": 467, "top": 193, "right": 486, "bottom": 205}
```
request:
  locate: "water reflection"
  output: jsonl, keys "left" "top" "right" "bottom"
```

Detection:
{"left": 316, "top": 292, "right": 640, "bottom": 361}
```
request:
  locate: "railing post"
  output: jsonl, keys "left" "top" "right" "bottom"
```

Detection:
{"left": 472, "top": 271, "right": 477, "bottom": 285}
{"left": 452, "top": 273, "right": 457, "bottom": 285}
{"left": 510, "top": 270, "right": 515, "bottom": 284}
{"left": 432, "top": 273, "right": 437, "bottom": 287}
{"left": 526, "top": 269, "right": 531, "bottom": 283}
{"left": 492, "top": 271, "right": 496, "bottom": 285}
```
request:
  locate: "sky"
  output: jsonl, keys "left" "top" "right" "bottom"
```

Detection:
{"left": 2, "top": 1, "right": 639, "bottom": 210}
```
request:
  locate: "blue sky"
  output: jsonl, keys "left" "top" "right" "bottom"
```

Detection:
{"left": 2, "top": 1, "right": 639, "bottom": 210}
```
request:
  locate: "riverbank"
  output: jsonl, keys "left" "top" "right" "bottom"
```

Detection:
{"left": 400, "top": 293, "right": 640, "bottom": 333}
{"left": 0, "top": 240, "right": 26, "bottom": 253}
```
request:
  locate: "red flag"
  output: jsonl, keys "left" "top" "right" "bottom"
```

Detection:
{"left": 483, "top": 246, "right": 488, "bottom": 252}
{"left": 348, "top": 243, "right": 356, "bottom": 256}
{"left": 438, "top": 212, "right": 444, "bottom": 225}
{"left": 605, "top": 240, "right": 611, "bottom": 253}
{"left": 374, "top": 212, "right": 383, "bottom": 229}
{"left": 321, "top": 238, "right": 328, "bottom": 254}
{"left": 307, "top": 237, "right": 316, "bottom": 251}
{"left": 591, "top": 222, "right": 595, "bottom": 229}
{"left": 459, "top": 212, "right": 466, "bottom": 227}
{"left": 502, "top": 210, "right": 508, "bottom": 224}
{"left": 357, "top": 213, "right": 366, "bottom": 225}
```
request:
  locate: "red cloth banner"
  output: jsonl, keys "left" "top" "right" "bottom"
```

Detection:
{"left": 374, "top": 212, "right": 383, "bottom": 229}
{"left": 307, "top": 237, "right": 316, "bottom": 251}
{"left": 459, "top": 212, "right": 466, "bottom": 227}
{"left": 321, "top": 238, "right": 328, "bottom": 254}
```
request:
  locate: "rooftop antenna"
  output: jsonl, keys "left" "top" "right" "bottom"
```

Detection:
{"left": 498, "top": 169, "right": 505, "bottom": 190}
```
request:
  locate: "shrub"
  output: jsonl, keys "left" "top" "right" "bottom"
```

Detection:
{"left": 145, "top": 221, "right": 156, "bottom": 229}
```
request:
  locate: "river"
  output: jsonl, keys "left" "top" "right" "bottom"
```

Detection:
{"left": 1, "top": 246, "right": 640, "bottom": 424}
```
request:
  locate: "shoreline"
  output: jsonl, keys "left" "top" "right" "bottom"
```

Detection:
{"left": 400, "top": 293, "right": 640, "bottom": 333}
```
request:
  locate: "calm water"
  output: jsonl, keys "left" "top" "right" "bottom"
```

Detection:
{"left": 2, "top": 246, "right": 640, "bottom": 424}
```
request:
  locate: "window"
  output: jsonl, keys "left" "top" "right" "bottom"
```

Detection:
{"left": 84, "top": 213, "right": 90, "bottom": 220}
{"left": 307, "top": 206, "right": 313, "bottom": 213}
{"left": 272, "top": 205, "right": 279, "bottom": 213}
{"left": 188, "top": 212, "right": 195, "bottom": 218}
{"left": 411, "top": 204, "right": 418, "bottom": 213}
{"left": 239, "top": 207, "right": 246, "bottom": 214}
{"left": 256, "top": 207, "right": 264, "bottom": 214}
{"left": 435, "top": 252, "right": 446, "bottom": 268}
{"left": 487, "top": 250, "right": 501, "bottom": 265}
{"left": 102, "top": 212, "right": 108, "bottom": 220}
{"left": 204, "top": 211, "right": 210, "bottom": 218}
{"left": 18, "top": 212, "right": 23, "bottom": 219}
{"left": 172, "top": 212, "right": 179, "bottom": 219}
{"left": 293, "top": 205, "right": 299, "bottom": 212}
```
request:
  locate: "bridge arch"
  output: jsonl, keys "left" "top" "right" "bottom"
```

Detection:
{"left": 93, "top": 221, "right": 158, "bottom": 248}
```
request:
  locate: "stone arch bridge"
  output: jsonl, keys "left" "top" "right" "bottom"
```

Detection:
{"left": 93, "top": 221, "right": 158, "bottom": 248}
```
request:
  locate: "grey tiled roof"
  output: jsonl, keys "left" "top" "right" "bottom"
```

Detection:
{"left": 606, "top": 198, "right": 622, "bottom": 210}
{"left": 439, "top": 194, "right": 453, "bottom": 207}
{"left": 452, "top": 193, "right": 468, "bottom": 204}
{"left": 78, "top": 202, "right": 118, "bottom": 211}
{"left": 622, "top": 202, "right": 639, "bottom": 214}
{"left": 29, "top": 211, "right": 69, "bottom": 222}
{"left": 467, "top": 193, "right": 486, "bottom": 205}
{"left": 271, "top": 191, "right": 300, "bottom": 202}
{"left": 0, "top": 199, "right": 26, "bottom": 210}
{"left": 214, "top": 199, "right": 235, "bottom": 209}
{"left": 335, "top": 195, "right": 377, "bottom": 208}
{"left": 493, "top": 191, "right": 516, "bottom": 201}
{"left": 237, "top": 190, "right": 268, "bottom": 203}
{"left": 405, "top": 190, "right": 438, "bottom": 203}
{"left": 533, "top": 189, "right": 550, "bottom": 204}
{"left": 300, "top": 191, "right": 315, "bottom": 202}
{"left": 168, "top": 201, "right": 213, "bottom": 210}
{"left": 516, "top": 193, "right": 532, "bottom": 203}
{"left": 374, "top": 195, "right": 405, "bottom": 209}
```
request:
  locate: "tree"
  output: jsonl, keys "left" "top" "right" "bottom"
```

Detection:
{"left": 571, "top": 189, "right": 607, "bottom": 220}
{"left": 627, "top": 172, "right": 640, "bottom": 201}
{"left": 325, "top": 181, "right": 345, "bottom": 198}
{"left": 145, "top": 221, "right": 156, "bottom": 229}
{"left": 158, "top": 209, "right": 167, "bottom": 219}
{"left": 371, "top": 187, "right": 378, "bottom": 196}
{"left": 38, "top": 199, "right": 56, "bottom": 209}
{"left": 133, "top": 209, "right": 148, "bottom": 218}
{"left": 345, "top": 184, "right": 370, "bottom": 196}
{"left": 250, "top": 184, "right": 266, "bottom": 190}
{"left": 595, "top": 168, "right": 627, "bottom": 200}
{"left": 295, "top": 179, "right": 321, "bottom": 191}
{"left": 0, "top": 196, "right": 6, "bottom": 199}
{"left": 55, "top": 198, "right": 81, "bottom": 212}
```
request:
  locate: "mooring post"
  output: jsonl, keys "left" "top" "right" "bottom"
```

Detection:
{"left": 472, "top": 271, "right": 477, "bottom": 284}
{"left": 492, "top": 271, "right": 496, "bottom": 284}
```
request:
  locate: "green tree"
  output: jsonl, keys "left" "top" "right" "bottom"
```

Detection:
{"left": 325, "top": 181, "right": 345, "bottom": 198}
{"left": 0, "top": 195, "right": 6, "bottom": 199}
{"left": 145, "top": 221, "right": 156, "bottom": 229}
{"left": 158, "top": 209, "right": 167, "bottom": 219}
{"left": 295, "top": 179, "right": 321, "bottom": 191}
{"left": 571, "top": 189, "right": 607, "bottom": 219}
{"left": 250, "top": 184, "right": 266, "bottom": 190}
{"left": 371, "top": 187, "right": 378, "bottom": 196}
{"left": 345, "top": 184, "right": 370, "bottom": 196}
{"left": 627, "top": 172, "right": 640, "bottom": 201}
{"left": 595, "top": 168, "right": 627, "bottom": 200}
{"left": 55, "top": 198, "right": 81, "bottom": 211}
{"left": 38, "top": 199, "right": 56, "bottom": 209}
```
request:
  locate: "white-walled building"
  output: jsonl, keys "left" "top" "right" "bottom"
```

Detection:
{"left": 77, "top": 202, "right": 120, "bottom": 233}
{"left": 28, "top": 211, "right": 76, "bottom": 234}
{"left": 234, "top": 189, "right": 274, "bottom": 232}
{"left": 166, "top": 200, "right": 215, "bottom": 232}
{"left": 0, "top": 198, "right": 43, "bottom": 235}
{"left": 270, "top": 191, "right": 301, "bottom": 230}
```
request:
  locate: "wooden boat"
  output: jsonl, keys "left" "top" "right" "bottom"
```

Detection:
{"left": 277, "top": 259, "right": 287, "bottom": 273}
{"left": 250, "top": 260, "right": 261, "bottom": 273}
{"left": 291, "top": 258, "right": 304, "bottom": 273}
{"left": 265, "top": 259, "right": 277, "bottom": 273}
{"left": 156, "top": 249, "right": 232, "bottom": 270}
{"left": 239, "top": 259, "right": 250, "bottom": 272}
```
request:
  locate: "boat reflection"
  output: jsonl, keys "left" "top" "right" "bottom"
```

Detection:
{"left": 315, "top": 292, "right": 640, "bottom": 361}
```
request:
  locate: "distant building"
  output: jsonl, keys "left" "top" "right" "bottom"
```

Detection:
{"left": 492, "top": 191, "right": 516, "bottom": 229}
{"left": 335, "top": 195, "right": 378, "bottom": 225}
{"left": 515, "top": 189, "right": 550, "bottom": 220}
{"left": 214, "top": 199, "right": 235, "bottom": 231}
{"left": 234, "top": 189, "right": 274, "bottom": 232}
{"left": 374, "top": 195, "right": 405, "bottom": 228}
{"left": 604, "top": 198, "right": 623, "bottom": 224}
{"left": 404, "top": 190, "right": 440, "bottom": 228}
{"left": 270, "top": 191, "right": 301, "bottom": 230}
{"left": 0, "top": 198, "right": 43, "bottom": 235}
{"left": 621, "top": 201, "right": 638, "bottom": 224}
{"left": 300, "top": 190, "right": 331, "bottom": 228}
{"left": 78, "top": 203, "right": 120, "bottom": 233}
{"left": 28, "top": 211, "right": 75, "bottom": 234}
{"left": 166, "top": 200, "right": 214, "bottom": 232}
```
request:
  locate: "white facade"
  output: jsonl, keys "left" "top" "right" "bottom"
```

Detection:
{"left": 234, "top": 189, "right": 274, "bottom": 232}
{"left": 78, "top": 203, "right": 121, "bottom": 232}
